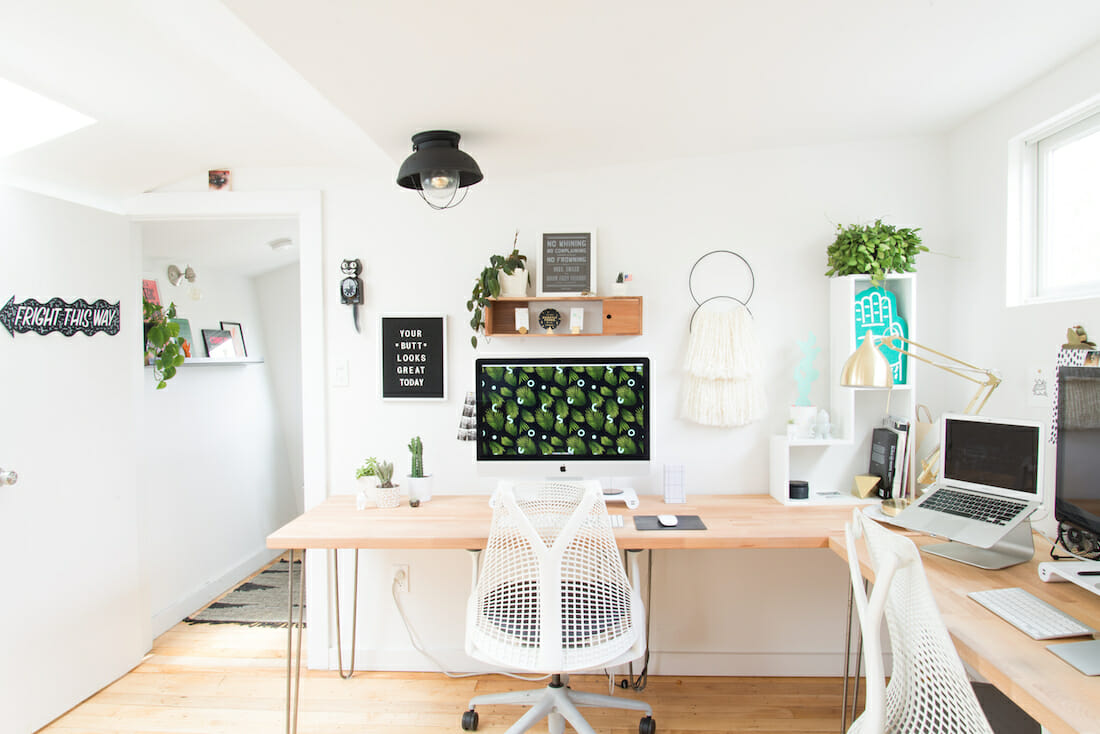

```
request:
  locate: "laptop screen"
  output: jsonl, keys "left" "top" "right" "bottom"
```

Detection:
{"left": 941, "top": 415, "right": 1042, "bottom": 498}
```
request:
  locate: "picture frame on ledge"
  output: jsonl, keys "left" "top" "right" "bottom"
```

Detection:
{"left": 537, "top": 230, "right": 597, "bottom": 296}
{"left": 220, "top": 321, "right": 247, "bottom": 358}
{"left": 202, "top": 328, "right": 235, "bottom": 359}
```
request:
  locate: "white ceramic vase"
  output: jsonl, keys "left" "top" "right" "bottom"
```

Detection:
{"left": 498, "top": 268, "right": 528, "bottom": 297}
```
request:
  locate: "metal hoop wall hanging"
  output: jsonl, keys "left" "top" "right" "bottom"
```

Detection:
{"left": 688, "top": 249, "right": 755, "bottom": 331}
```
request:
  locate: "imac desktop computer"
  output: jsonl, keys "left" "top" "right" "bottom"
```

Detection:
{"left": 474, "top": 356, "right": 650, "bottom": 484}
{"left": 1053, "top": 366, "right": 1100, "bottom": 567}
{"left": 1034, "top": 364, "right": 1100, "bottom": 675}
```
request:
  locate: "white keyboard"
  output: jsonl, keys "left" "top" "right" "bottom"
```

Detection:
{"left": 609, "top": 514, "right": 624, "bottom": 528}
{"left": 968, "top": 587, "right": 1096, "bottom": 640}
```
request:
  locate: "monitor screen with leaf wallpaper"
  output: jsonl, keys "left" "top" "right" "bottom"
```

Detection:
{"left": 475, "top": 356, "right": 650, "bottom": 478}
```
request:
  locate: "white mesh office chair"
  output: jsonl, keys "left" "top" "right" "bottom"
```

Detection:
{"left": 845, "top": 509, "right": 994, "bottom": 734}
{"left": 463, "top": 480, "right": 654, "bottom": 734}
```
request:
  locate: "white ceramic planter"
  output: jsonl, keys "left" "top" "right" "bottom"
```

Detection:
{"left": 407, "top": 475, "right": 434, "bottom": 503}
{"left": 498, "top": 269, "right": 528, "bottom": 297}
{"left": 611, "top": 282, "right": 629, "bottom": 296}
{"left": 375, "top": 483, "right": 401, "bottom": 508}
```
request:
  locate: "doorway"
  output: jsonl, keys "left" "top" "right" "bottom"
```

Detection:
{"left": 129, "top": 191, "right": 325, "bottom": 637}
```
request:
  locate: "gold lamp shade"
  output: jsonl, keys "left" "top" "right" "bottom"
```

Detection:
{"left": 841, "top": 331, "right": 893, "bottom": 388}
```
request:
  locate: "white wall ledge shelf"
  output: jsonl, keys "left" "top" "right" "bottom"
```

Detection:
{"left": 184, "top": 357, "right": 264, "bottom": 365}
{"left": 145, "top": 357, "right": 264, "bottom": 367}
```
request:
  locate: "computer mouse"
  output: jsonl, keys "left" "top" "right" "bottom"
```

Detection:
{"left": 657, "top": 514, "right": 678, "bottom": 527}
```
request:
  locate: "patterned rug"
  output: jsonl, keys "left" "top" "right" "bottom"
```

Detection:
{"left": 185, "top": 559, "right": 303, "bottom": 627}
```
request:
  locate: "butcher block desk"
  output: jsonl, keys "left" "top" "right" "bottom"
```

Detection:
{"left": 266, "top": 493, "right": 854, "bottom": 732}
{"left": 830, "top": 531, "right": 1100, "bottom": 734}
{"left": 267, "top": 493, "right": 855, "bottom": 551}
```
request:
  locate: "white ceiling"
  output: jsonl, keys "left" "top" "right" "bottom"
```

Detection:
{"left": 141, "top": 218, "right": 299, "bottom": 277}
{"left": 2, "top": 0, "right": 1100, "bottom": 211}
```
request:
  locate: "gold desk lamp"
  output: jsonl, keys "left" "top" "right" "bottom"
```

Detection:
{"left": 841, "top": 332, "right": 1001, "bottom": 514}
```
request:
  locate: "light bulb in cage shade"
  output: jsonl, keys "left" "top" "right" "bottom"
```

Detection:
{"left": 396, "top": 130, "right": 483, "bottom": 210}
{"left": 422, "top": 169, "right": 459, "bottom": 207}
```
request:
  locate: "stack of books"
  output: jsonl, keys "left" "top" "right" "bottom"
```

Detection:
{"left": 868, "top": 416, "right": 912, "bottom": 500}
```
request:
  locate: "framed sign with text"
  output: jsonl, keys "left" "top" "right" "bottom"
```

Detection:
{"left": 380, "top": 314, "right": 447, "bottom": 400}
{"left": 537, "top": 231, "right": 597, "bottom": 296}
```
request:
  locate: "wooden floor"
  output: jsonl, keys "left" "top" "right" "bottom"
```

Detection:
{"left": 40, "top": 556, "right": 856, "bottom": 733}
{"left": 41, "top": 619, "right": 854, "bottom": 734}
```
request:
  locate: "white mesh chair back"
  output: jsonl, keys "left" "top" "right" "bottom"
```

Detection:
{"left": 466, "top": 480, "right": 645, "bottom": 673}
{"left": 845, "top": 510, "right": 993, "bottom": 734}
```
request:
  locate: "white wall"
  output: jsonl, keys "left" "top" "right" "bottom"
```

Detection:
{"left": 139, "top": 228, "right": 301, "bottom": 635}
{"left": 945, "top": 40, "right": 1100, "bottom": 537}
{"left": 198, "top": 132, "right": 948, "bottom": 674}
{"left": 255, "top": 262, "right": 305, "bottom": 512}
{"left": 0, "top": 186, "right": 146, "bottom": 732}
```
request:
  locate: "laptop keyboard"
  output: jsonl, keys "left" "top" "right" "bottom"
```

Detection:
{"left": 920, "top": 487, "right": 1027, "bottom": 525}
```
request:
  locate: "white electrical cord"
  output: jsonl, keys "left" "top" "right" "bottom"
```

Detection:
{"left": 390, "top": 573, "right": 549, "bottom": 682}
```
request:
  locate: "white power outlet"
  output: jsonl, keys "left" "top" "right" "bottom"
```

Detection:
{"left": 393, "top": 564, "right": 410, "bottom": 593}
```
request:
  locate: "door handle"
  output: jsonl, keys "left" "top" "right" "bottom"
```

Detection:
{"left": 0, "top": 468, "right": 17, "bottom": 486}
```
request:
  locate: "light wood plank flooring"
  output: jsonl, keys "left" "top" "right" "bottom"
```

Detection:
{"left": 41, "top": 619, "right": 852, "bottom": 733}
{"left": 40, "top": 556, "right": 856, "bottom": 733}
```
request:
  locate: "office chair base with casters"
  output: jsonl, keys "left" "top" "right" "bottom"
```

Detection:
{"left": 462, "top": 673, "right": 654, "bottom": 734}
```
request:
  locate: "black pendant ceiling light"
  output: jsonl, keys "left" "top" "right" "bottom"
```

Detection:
{"left": 396, "top": 130, "right": 483, "bottom": 210}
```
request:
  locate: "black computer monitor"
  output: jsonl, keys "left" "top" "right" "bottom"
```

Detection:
{"left": 474, "top": 356, "right": 650, "bottom": 478}
{"left": 1054, "top": 365, "right": 1100, "bottom": 553}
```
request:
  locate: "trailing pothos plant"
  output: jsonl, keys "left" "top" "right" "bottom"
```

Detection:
{"left": 466, "top": 248, "right": 527, "bottom": 347}
{"left": 825, "top": 219, "right": 927, "bottom": 285}
{"left": 143, "top": 296, "right": 185, "bottom": 389}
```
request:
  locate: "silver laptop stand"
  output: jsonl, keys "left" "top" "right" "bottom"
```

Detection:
{"left": 922, "top": 520, "right": 1036, "bottom": 570}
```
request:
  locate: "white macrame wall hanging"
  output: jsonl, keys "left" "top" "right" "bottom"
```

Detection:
{"left": 681, "top": 251, "right": 766, "bottom": 427}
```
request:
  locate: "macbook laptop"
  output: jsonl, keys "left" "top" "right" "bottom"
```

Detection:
{"left": 891, "top": 414, "right": 1043, "bottom": 552}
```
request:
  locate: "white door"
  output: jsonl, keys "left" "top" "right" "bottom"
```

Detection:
{"left": 0, "top": 187, "right": 148, "bottom": 732}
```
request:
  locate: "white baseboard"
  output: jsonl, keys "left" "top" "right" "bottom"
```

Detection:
{"left": 150, "top": 547, "right": 283, "bottom": 638}
{"left": 316, "top": 647, "right": 883, "bottom": 678}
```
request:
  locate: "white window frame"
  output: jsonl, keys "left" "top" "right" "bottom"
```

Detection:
{"left": 1011, "top": 106, "right": 1100, "bottom": 305}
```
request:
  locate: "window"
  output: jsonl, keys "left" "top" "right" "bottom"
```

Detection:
{"left": 1018, "top": 109, "right": 1100, "bottom": 302}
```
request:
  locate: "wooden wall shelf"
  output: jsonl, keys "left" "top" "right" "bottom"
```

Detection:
{"left": 484, "top": 296, "right": 643, "bottom": 337}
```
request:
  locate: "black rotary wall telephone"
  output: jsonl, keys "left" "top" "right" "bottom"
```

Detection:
{"left": 340, "top": 258, "right": 363, "bottom": 332}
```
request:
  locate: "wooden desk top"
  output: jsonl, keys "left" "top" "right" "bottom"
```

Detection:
{"left": 829, "top": 532, "right": 1100, "bottom": 734}
{"left": 267, "top": 493, "right": 855, "bottom": 551}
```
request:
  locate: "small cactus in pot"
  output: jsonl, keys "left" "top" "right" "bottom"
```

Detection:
{"left": 409, "top": 436, "right": 424, "bottom": 478}
{"left": 407, "top": 435, "right": 433, "bottom": 504}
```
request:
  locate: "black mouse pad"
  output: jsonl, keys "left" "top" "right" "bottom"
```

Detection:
{"left": 633, "top": 515, "right": 707, "bottom": 531}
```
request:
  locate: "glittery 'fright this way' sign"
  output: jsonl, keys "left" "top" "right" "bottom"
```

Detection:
{"left": 1, "top": 296, "right": 121, "bottom": 337}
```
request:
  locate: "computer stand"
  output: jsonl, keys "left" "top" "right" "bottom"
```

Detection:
{"left": 921, "top": 520, "right": 1035, "bottom": 570}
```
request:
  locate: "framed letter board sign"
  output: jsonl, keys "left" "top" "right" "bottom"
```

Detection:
{"left": 537, "top": 231, "right": 597, "bottom": 296}
{"left": 380, "top": 314, "right": 447, "bottom": 400}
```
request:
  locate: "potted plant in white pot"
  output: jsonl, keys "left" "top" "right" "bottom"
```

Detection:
{"left": 466, "top": 239, "right": 529, "bottom": 347}
{"left": 824, "top": 219, "right": 926, "bottom": 285}
{"left": 355, "top": 456, "right": 400, "bottom": 509}
{"left": 354, "top": 456, "right": 378, "bottom": 509}
{"left": 496, "top": 231, "right": 529, "bottom": 297}
{"left": 407, "top": 435, "right": 433, "bottom": 504}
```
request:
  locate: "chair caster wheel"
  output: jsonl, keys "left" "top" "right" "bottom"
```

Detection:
{"left": 639, "top": 715, "right": 656, "bottom": 734}
{"left": 462, "top": 709, "right": 479, "bottom": 731}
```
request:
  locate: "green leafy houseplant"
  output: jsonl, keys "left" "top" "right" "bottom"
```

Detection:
{"left": 143, "top": 296, "right": 185, "bottom": 389}
{"left": 466, "top": 247, "right": 528, "bottom": 348}
{"left": 825, "top": 219, "right": 927, "bottom": 285}
{"left": 355, "top": 456, "right": 380, "bottom": 479}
